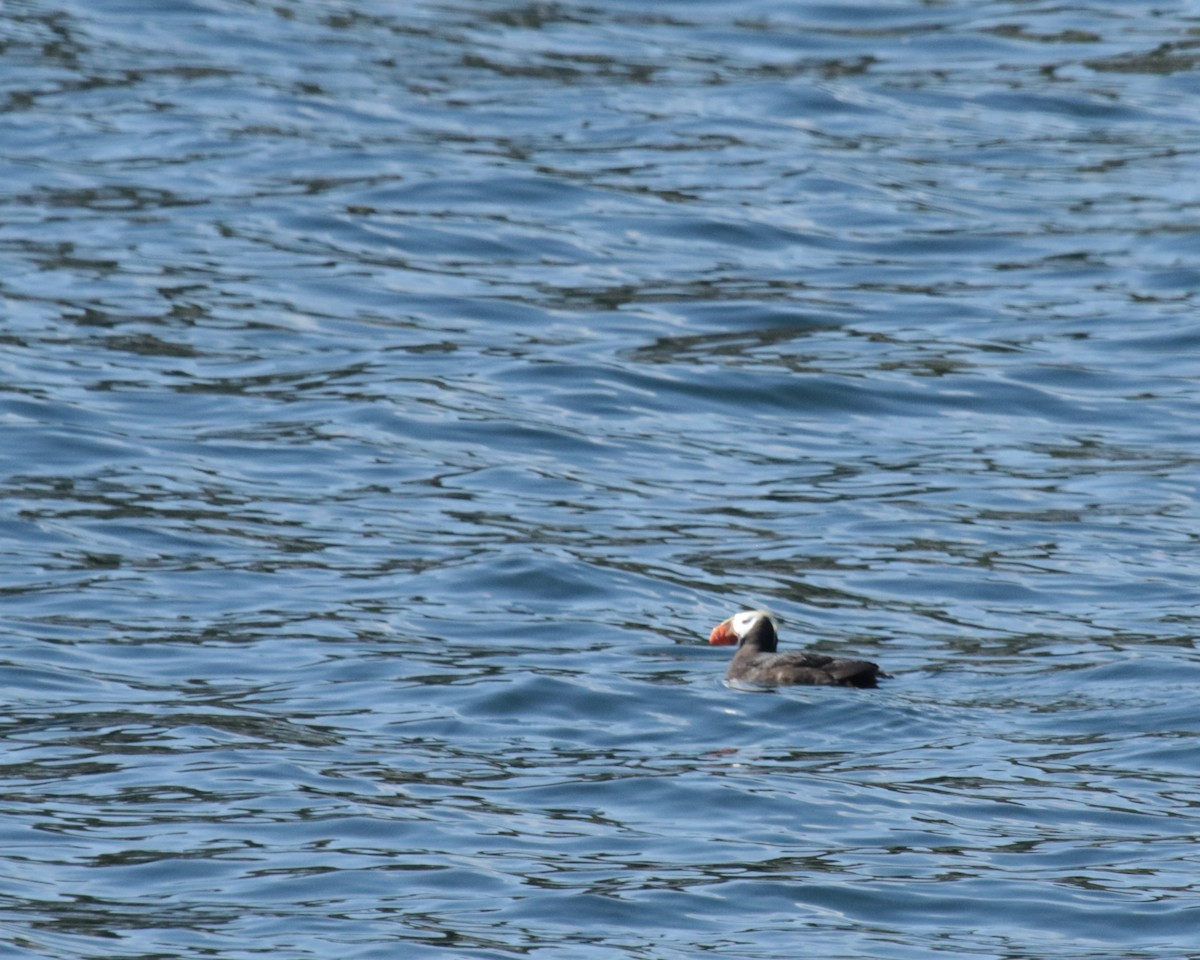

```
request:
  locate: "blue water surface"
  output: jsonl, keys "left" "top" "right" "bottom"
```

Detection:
{"left": 2, "top": 1, "right": 1200, "bottom": 958}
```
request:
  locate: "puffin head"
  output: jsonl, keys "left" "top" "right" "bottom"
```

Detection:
{"left": 708, "top": 609, "right": 778, "bottom": 650}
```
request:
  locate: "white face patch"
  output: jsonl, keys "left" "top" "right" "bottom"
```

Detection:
{"left": 732, "top": 609, "right": 774, "bottom": 638}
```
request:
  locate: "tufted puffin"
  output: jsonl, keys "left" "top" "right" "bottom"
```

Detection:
{"left": 709, "top": 609, "right": 886, "bottom": 688}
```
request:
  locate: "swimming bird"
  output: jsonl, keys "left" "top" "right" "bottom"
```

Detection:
{"left": 709, "top": 609, "right": 886, "bottom": 688}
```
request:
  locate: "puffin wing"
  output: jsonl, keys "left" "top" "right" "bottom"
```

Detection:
{"left": 747, "top": 651, "right": 883, "bottom": 688}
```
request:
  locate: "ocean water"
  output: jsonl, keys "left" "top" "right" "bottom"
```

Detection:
{"left": 2, "top": 1, "right": 1200, "bottom": 957}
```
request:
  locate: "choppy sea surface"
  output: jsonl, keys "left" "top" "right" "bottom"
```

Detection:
{"left": 3, "top": 1, "right": 1200, "bottom": 957}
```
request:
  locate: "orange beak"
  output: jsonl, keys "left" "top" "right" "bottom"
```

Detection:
{"left": 709, "top": 618, "right": 738, "bottom": 645}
